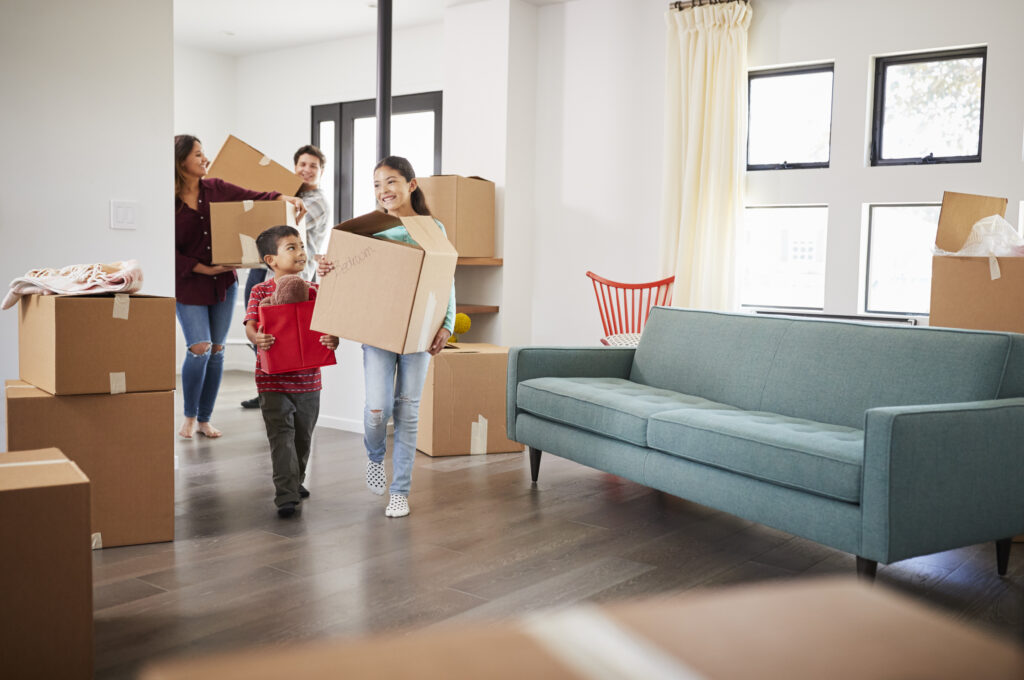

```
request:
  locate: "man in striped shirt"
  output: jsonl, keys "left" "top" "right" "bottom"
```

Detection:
{"left": 245, "top": 225, "right": 339, "bottom": 518}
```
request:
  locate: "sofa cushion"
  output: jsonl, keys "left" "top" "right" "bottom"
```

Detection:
{"left": 648, "top": 408, "right": 864, "bottom": 503}
{"left": 517, "top": 377, "right": 736, "bottom": 447}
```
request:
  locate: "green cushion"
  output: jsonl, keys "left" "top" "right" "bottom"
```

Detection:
{"left": 648, "top": 407, "right": 864, "bottom": 503}
{"left": 516, "top": 377, "right": 736, "bottom": 447}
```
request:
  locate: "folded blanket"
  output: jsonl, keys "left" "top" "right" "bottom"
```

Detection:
{"left": 2, "top": 260, "right": 144, "bottom": 310}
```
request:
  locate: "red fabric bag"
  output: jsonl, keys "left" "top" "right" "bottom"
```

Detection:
{"left": 258, "top": 300, "right": 337, "bottom": 374}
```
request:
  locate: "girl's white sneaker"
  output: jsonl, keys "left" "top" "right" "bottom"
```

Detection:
{"left": 385, "top": 494, "right": 409, "bottom": 518}
{"left": 366, "top": 460, "right": 386, "bottom": 496}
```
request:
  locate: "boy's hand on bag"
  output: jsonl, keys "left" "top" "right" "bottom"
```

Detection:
{"left": 321, "top": 334, "right": 339, "bottom": 350}
{"left": 254, "top": 329, "right": 275, "bottom": 351}
{"left": 317, "top": 257, "right": 335, "bottom": 278}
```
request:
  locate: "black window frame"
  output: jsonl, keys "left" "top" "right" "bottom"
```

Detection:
{"left": 863, "top": 202, "right": 940, "bottom": 317}
{"left": 746, "top": 63, "right": 834, "bottom": 171}
{"left": 311, "top": 90, "right": 443, "bottom": 223}
{"left": 870, "top": 46, "right": 986, "bottom": 167}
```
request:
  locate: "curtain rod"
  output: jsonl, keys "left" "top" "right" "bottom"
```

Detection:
{"left": 669, "top": 0, "right": 749, "bottom": 10}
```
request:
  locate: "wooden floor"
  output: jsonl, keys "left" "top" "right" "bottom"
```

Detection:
{"left": 93, "top": 371, "right": 1024, "bottom": 678}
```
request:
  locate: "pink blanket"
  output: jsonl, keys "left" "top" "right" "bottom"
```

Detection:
{"left": 2, "top": 260, "right": 144, "bottom": 310}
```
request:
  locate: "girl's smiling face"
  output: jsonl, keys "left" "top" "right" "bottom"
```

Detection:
{"left": 373, "top": 165, "right": 417, "bottom": 216}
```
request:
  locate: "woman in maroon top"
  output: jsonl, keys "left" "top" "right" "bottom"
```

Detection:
{"left": 174, "top": 134, "right": 305, "bottom": 439}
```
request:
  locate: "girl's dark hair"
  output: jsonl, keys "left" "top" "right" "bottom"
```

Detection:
{"left": 374, "top": 155, "right": 431, "bottom": 216}
{"left": 174, "top": 134, "right": 201, "bottom": 199}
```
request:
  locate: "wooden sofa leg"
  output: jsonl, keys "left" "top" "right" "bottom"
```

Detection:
{"left": 996, "top": 537, "right": 1011, "bottom": 576}
{"left": 856, "top": 556, "right": 877, "bottom": 582}
{"left": 529, "top": 447, "right": 542, "bottom": 483}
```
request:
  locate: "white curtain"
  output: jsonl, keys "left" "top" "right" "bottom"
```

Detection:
{"left": 660, "top": 2, "right": 752, "bottom": 310}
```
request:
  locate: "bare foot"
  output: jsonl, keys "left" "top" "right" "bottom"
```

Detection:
{"left": 178, "top": 418, "right": 197, "bottom": 439}
{"left": 197, "top": 422, "right": 223, "bottom": 438}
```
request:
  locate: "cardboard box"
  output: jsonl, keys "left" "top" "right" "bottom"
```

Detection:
{"left": 0, "top": 448, "right": 92, "bottom": 679}
{"left": 6, "top": 381, "right": 174, "bottom": 548}
{"left": 417, "top": 343, "right": 524, "bottom": 456}
{"left": 929, "top": 191, "right": 1023, "bottom": 332}
{"left": 18, "top": 293, "right": 175, "bottom": 396}
{"left": 210, "top": 200, "right": 298, "bottom": 266}
{"left": 205, "top": 134, "right": 304, "bottom": 197}
{"left": 311, "top": 211, "right": 457, "bottom": 354}
{"left": 138, "top": 578, "right": 1024, "bottom": 680}
{"left": 416, "top": 175, "right": 495, "bottom": 257}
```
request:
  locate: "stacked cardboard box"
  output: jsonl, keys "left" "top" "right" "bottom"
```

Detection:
{"left": 210, "top": 200, "right": 298, "bottom": 267}
{"left": 416, "top": 175, "right": 496, "bottom": 257}
{"left": 6, "top": 292, "right": 175, "bottom": 548}
{"left": 0, "top": 448, "right": 92, "bottom": 679}
{"left": 417, "top": 343, "right": 524, "bottom": 456}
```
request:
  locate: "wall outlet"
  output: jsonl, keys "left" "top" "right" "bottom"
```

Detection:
{"left": 110, "top": 200, "right": 139, "bottom": 230}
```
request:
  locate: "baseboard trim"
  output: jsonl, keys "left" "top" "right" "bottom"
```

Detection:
{"left": 317, "top": 415, "right": 363, "bottom": 433}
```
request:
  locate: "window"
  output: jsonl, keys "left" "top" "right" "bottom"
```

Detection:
{"left": 864, "top": 204, "right": 940, "bottom": 315}
{"left": 312, "top": 91, "right": 442, "bottom": 223}
{"left": 747, "top": 64, "right": 834, "bottom": 170}
{"left": 739, "top": 206, "right": 828, "bottom": 309}
{"left": 871, "top": 47, "right": 986, "bottom": 166}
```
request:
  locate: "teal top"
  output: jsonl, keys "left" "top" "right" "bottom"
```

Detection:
{"left": 374, "top": 217, "right": 456, "bottom": 334}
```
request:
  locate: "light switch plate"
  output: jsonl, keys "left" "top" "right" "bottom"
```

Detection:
{"left": 110, "top": 200, "right": 139, "bottom": 230}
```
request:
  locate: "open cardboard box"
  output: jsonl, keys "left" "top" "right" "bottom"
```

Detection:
{"left": 6, "top": 381, "right": 174, "bottom": 548}
{"left": 416, "top": 174, "right": 495, "bottom": 257}
{"left": 0, "top": 447, "right": 92, "bottom": 679}
{"left": 417, "top": 343, "right": 524, "bottom": 456}
{"left": 929, "top": 191, "right": 1022, "bottom": 333}
{"left": 205, "top": 134, "right": 304, "bottom": 197}
{"left": 18, "top": 293, "right": 176, "bottom": 395}
{"left": 311, "top": 211, "right": 457, "bottom": 354}
{"left": 210, "top": 200, "right": 298, "bottom": 267}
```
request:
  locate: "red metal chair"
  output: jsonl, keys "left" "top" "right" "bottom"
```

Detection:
{"left": 586, "top": 271, "right": 675, "bottom": 345}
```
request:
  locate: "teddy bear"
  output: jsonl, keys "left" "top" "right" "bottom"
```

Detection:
{"left": 260, "top": 274, "right": 309, "bottom": 306}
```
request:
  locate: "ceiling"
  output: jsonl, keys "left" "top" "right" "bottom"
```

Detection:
{"left": 174, "top": 0, "right": 571, "bottom": 56}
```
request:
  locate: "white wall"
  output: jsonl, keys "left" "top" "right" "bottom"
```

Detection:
{"left": 174, "top": 45, "right": 237, "bottom": 153}
{"left": 745, "top": 0, "right": 1024, "bottom": 315}
{"left": 0, "top": 0, "right": 175, "bottom": 443}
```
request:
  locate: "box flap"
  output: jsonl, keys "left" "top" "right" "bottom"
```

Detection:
{"left": 335, "top": 211, "right": 403, "bottom": 236}
{"left": 205, "top": 134, "right": 303, "bottom": 196}
{"left": 4, "top": 379, "right": 47, "bottom": 400}
{"left": 936, "top": 191, "right": 1009, "bottom": 252}
{"left": 401, "top": 216, "right": 459, "bottom": 256}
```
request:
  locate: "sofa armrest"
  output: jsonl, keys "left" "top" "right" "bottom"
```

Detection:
{"left": 861, "top": 398, "right": 1024, "bottom": 563}
{"left": 506, "top": 346, "right": 636, "bottom": 440}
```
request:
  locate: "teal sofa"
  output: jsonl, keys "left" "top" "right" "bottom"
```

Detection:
{"left": 507, "top": 308, "right": 1024, "bottom": 578}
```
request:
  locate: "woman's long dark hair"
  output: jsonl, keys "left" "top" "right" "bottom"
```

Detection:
{"left": 174, "top": 134, "right": 201, "bottom": 200}
{"left": 374, "top": 155, "right": 431, "bottom": 216}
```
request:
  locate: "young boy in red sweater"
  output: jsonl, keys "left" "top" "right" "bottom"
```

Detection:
{"left": 245, "top": 225, "right": 338, "bottom": 518}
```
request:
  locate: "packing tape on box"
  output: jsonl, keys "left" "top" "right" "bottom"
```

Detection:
{"left": 259, "top": 155, "right": 272, "bottom": 166}
{"left": 521, "top": 606, "right": 705, "bottom": 680}
{"left": 417, "top": 293, "right": 439, "bottom": 352}
{"left": 243, "top": 199, "right": 254, "bottom": 211}
{"left": 988, "top": 255, "right": 1001, "bottom": 280}
{"left": 91, "top": 533, "right": 103, "bottom": 550}
{"left": 470, "top": 415, "right": 488, "bottom": 454}
{"left": 109, "top": 372, "right": 126, "bottom": 395}
{"left": 0, "top": 458, "right": 66, "bottom": 468}
{"left": 240, "top": 234, "right": 260, "bottom": 265}
{"left": 112, "top": 293, "right": 130, "bottom": 319}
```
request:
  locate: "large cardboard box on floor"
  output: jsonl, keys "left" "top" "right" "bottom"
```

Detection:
{"left": 210, "top": 200, "right": 298, "bottom": 266}
{"left": 416, "top": 175, "right": 495, "bottom": 257}
{"left": 417, "top": 343, "right": 524, "bottom": 456}
{"left": 205, "top": 134, "right": 304, "bottom": 196}
{"left": 18, "top": 293, "right": 175, "bottom": 395}
{"left": 311, "top": 211, "right": 457, "bottom": 354}
{"left": 929, "top": 191, "right": 1024, "bottom": 333}
{"left": 0, "top": 448, "right": 92, "bottom": 679}
{"left": 5, "top": 381, "right": 174, "bottom": 548}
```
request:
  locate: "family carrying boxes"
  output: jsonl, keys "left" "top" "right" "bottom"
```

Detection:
{"left": 929, "top": 191, "right": 1024, "bottom": 333}
{"left": 6, "top": 381, "right": 174, "bottom": 548}
{"left": 416, "top": 175, "right": 495, "bottom": 257}
{"left": 311, "top": 211, "right": 458, "bottom": 354}
{"left": 0, "top": 448, "right": 92, "bottom": 679}
{"left": 210, "top": 200, "right": 298, "bottom": 267}
{"left": 417, "top": 343, "right": 524, "bottom": 456}
{"left": 205, "top": 134, "right": 304, "bottom": 197}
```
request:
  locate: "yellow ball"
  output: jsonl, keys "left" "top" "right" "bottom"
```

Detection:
{"left": 453, "top": 312, "right": 471, "bottom": 335}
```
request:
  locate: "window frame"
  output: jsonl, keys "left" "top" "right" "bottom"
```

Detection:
{"left": 863, "top": 202, "right": 941, "bottom": 317}
{"left": 870, "top": 46, "right": 987, "bottom": 167}
{"left": 312, "top": 90, "right": 443, "bottom": 223}
{"left": 746, "top": 63, "right": 834, "bottom": 171}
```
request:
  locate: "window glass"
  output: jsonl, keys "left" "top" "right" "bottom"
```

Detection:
{"left": 740, "top": 206, "right": 828, "bottom": 309}
{"left": 748, "top": 66, "right": 833, "bottom": 169}
{"left": 865, "top": 205, "right": 940, "bottom": 315}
